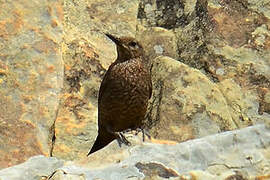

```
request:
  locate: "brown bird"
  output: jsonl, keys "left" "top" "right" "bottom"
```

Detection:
{"left": 88, "top": 34, "right": 152, "bottom": 155}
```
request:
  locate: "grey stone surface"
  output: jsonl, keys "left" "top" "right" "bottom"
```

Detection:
{"left": 1, "top": 0, "right": 270, "bottom": 172}
{"left": 0, "top": 156, "right": 64, "bottom": 180}
{"left": 0, "top": 124, "right": 269, "bottom": 180}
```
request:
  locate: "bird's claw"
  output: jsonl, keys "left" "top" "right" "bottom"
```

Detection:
{"left": 116, "top": 132, "right": 131, "bottom": 147}
{"left": 123, "top": 127, "right": 151, "bottom": 141}
{"left": 134, "top": 128, "right": 151, "bottom": 141}
{"left": 115, "top": 127, "right": 151, "bottom": 148}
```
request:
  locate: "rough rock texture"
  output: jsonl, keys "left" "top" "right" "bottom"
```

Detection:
{"left": 138, "top": 0, "right": 270, "bottom": 128}
{"left": 147, "top": 56, "right": 238, "bottom": 142}
{"left": 0, "top": 156, "right": 64, "bottom": 180}
{"left": 53, "top": 0, "right": 270, "bottom": 160}
{"left": 0, "top": 0, "right": 63, "bottom": 168}
{"left": 51, "top": 0, "right": 141, "bottom": 160}
{"left": 0, "top": 0, "right": 270, "bottom": 175}
{"left": 64, "top": 0, "right": 139, "bottom": 37}
{"left": 52, "top": 36, "right": 108, "bottom": 160}
{"left": 0, "top": 124, "right": 269, "bottom": 180}
{"left": 136, "top": 26, "right": 179, "bottom": 61}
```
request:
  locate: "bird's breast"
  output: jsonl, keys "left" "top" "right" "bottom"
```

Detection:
{"left": 111, "top": 59, "right": 150, "bottom": 93}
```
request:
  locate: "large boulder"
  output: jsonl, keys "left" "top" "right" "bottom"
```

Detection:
{"left": 0, "top": 0, "right": 63, "bottom": 168}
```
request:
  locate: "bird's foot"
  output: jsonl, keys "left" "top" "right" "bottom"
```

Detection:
{"left": 114, "top": 128, "right": 151, "bottom": 146}
{"left": 122, "top": 127, "right": 151, "bottom": 141}
{"left": 135, "top": 128, "right": 151, "bottom": 142}
{"left": 115, "top": 132, "right": 131, "bottom": 147}
{"left": 122, "top": 128, "right": 133, "bottom": 133}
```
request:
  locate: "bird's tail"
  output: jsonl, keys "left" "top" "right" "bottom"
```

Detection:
{"left": 87, "top": 130, "right": 116, "bottom": 156}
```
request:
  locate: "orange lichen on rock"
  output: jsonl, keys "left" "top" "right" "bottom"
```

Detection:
{"left": 0, "top": 96, "right": 43, "bottom": 168}
{"left": 255, "top": 174, "right": 270, "bottom": 180}
{"left": 47, "top": 65, "right": 55, "bottom": 73}
{"left": 33, "top": 38, "right": 58, "bottom": 54}
{"left": 51, "top": 19, "right": 58, "bottom": 28}
{"left": 150, "top": 138, "right": 178, "bottom": 145}
{"left": 0, "top": 10, "right": 23, "bottom": 39}
{"left": 48, "top": 2, "right": 64, "bottom": 21}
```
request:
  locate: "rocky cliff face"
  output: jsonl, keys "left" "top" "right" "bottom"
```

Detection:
{"left": 0, "top": 0, "right": 269, "bottom": 179}
{"left": 0, "top": 0, "right": 63, "bottom": 167}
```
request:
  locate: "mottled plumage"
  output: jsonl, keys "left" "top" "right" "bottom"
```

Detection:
{"left": 88, "top": 34, "right": 152, "bottom": 155}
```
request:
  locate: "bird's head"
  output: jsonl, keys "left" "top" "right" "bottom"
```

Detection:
{"left": 105, "top": 34, "right": 144, "bottom": 62}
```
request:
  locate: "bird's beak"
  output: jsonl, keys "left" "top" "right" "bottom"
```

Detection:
{"left": 105, "top": 34, "right": 120, "bottom": 45}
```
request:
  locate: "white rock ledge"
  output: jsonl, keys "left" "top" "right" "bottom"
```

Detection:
{"left": 0, "top": 124, "right": 269, "bottom": 180}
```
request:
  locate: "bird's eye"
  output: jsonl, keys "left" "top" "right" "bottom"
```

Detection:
{"left": 129, "top": 41, "right": 137, "bottom": 47}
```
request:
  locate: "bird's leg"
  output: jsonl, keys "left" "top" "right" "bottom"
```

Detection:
{"left": 105, "top": 126, "right": 131, "bottom": 147}
{"left": 103, "top": 126, "right": 128, "bottom": 147}
{"left": 121, "top": 127, "right": 152, "bottom": 141}
{"left": 115, "top": 132, "right": 131, "bottom": 147}
{"left": 134, "top": 127, "right": 151, "bottom": 141}
{"left": 142, "top": 128, "right": 151, "bottom": 141}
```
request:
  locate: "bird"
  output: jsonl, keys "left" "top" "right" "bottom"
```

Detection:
{"left": 87, "top": 34, "right": 152, "bottom": 155}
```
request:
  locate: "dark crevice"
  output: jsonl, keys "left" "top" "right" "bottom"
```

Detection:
{"left": 145, "top": 79, "right": 163, "bottom": 132}
{"left": 49, "top": 100, "right": 60, "bottom": 157}
{"left": 50, "top": 129, "right": 56, "bottom": 157}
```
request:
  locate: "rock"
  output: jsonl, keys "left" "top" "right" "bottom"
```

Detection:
{"left": 136, "top": 26, "right": 179, "bottom": 60}
{"left": 0, "top": 0, "right": 63, "bottom": 168}
{"left": 0, "top": 155, "right": 64, "bottom": 180}
{"left": 47, "top": 0, "right": 270, "bottom": 161}
{"left": 48, "top": 169, "right": 85, "bottom": 180}
{"left": 64, "top": 0, "right": 139, "bottom": 37}
{"left": 138, "top": 0, "right": 270, "bottom": 135}
{"left": 218, "top": 79, "right": 270, "bottom": 127}
{"left": 52, "top": 36, "right": 111, "bottom": 160}
{"left": 147, "top": 56, "right": 237, "bottom": 142}
{"left": 207, "top": 0, "right": 270, "bottom": 123}
{"left": 138, "top": 0, "right": 189, "bottom": 29}
{"left": 0, "top": 124, "right": 269, "bottom": 180}
{"left": 1, "top": 0, "right": 270, "bottom": 168}
{"left": 51, "top": 0, "right": 141, "bottom": 160}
